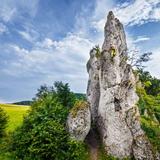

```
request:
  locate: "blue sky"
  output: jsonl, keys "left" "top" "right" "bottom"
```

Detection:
{"left": 0, "top": 0, "right": 160, "bottom": 102}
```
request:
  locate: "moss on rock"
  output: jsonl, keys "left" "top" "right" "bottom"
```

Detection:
{"left": 70, "top": 101, "right": 89, "bottom": 118}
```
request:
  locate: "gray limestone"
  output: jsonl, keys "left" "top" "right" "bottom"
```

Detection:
{"left": 86, "top": 11, "right": 155, "bottom": 159}
{"left": 67, "top": 103, "right": 91, "bottom": 141}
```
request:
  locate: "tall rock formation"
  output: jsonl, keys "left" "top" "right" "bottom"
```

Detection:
{"left": 87, "top": 11, "right": 154, "bottom": 159}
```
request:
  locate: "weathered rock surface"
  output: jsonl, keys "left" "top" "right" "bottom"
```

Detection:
{"left": 67, "top": 102, "right": 91, "bottom": 141}
{"left": 87, "top": 49, "right": 100, "bottom": 123}
{"left": 87, "top": 11, "right": 155, "bottom": 159}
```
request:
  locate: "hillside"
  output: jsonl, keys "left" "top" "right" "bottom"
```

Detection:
{"left": 13, "top": 101, "right": 32, "bottom": 106}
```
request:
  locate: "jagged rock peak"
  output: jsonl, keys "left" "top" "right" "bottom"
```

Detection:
{"left": 103, "top": 11, "right": 127, "bottom": 57}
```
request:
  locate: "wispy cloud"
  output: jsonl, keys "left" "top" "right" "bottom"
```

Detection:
{"left": 0, "top": 23, "right": 8, "bottom": 34}
{"left": 2, "top": 33, "right": 93, "bottom": 93}
{"left": 18, "top": 31, "right": 34, "bottom": 43}
{"left": 133, "top": 36, "right": 150, "bottom": 43}
{"left": 90, "top": 0, "right": 114, "bottom": 34}
{"left": 0, "top": 6, "right": 16, "bottom": 22}
{"left": 18, "top": 28, "right": 39, "bottom": 43}
{"left": 0, "top": 0, "right": 39, "bottom": 22}
{"left": 91, "top": 0, "right": 160, "bottom": 35}
{"left": 114, "top": 0, "right": 160, "bottom": 26}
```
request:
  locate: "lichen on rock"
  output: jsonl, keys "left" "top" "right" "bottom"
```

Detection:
{"left": 67, "top": 101, "right": 91, "bottom": 141}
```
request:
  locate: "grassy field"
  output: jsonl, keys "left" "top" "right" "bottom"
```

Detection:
{"left": 0, "top": 104, "right": 30, "bottom": 133}
{"left": 0, "top": 104, "right": 30, "bottom": 160}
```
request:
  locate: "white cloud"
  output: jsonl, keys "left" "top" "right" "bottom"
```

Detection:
{"left": 9, "top": 33, "right": 93, "bottom": 74}
{"left": 91, "top": 0, "right": 160, "bottom": 36}
{"left": 92, "top": 0, "right": 114, "bottom": 20}
{"left": 147, "top": 48, "right": 160, "bottom": 78}
{"left": 152, "top": 8, "right": 160, "bottom": 18}
{"left": 3, "top": 33, "right": 93, "bottom": 92}
{"left": 18, "top": 28, "right": 39, "bottom": 43}
{"left": 114, "top": 0, "right": 160, "bottom": 26}
{"left": 0, "top": 6, "right": 16, "bottom": 22}
{"left": 18, "top": 31, "right": 34, "bottom": 42}
{"left": 90, "top": 0, "right": 114, "bottom": 34}
{"left": 125, "top": 32, "right": 137, "bottom": 50}
{"left": 0, "top": 0, "right": 39, "bottom": 22}
{"left": 0, "top": 23, "right": 8, "bottom": 34}
{"left": 36, "top": 38, "right": 55, "bottom": 48}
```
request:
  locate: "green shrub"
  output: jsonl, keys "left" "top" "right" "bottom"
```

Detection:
{"left": 20, "top": 120, "right": 69, "bottom": 160}
{"left": 11, "top": 82, "right": 88, "bottom": 160}
{"left": 68, "top": 139, "right": 89, "bottom": 160}
{"left": 54, "top": 81, "right": 76, "bottom": 108}
{"left": 0, "top": 107, "right": 8, "bottom": 137}
{"left": 141, "top": 116, "right": 160, "bottom": 151}
{"left": 91, "top": 45, "right": 101, "bottom": 58}
{"left": 35, "top": 81, "right": 76, "bottom": 109}
{"left": 0, "top": 134, "right": 14, "bottom": 159}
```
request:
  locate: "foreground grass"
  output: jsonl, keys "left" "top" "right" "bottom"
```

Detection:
{"left": 0, "top": 104, "right": 30, "bottom": 133}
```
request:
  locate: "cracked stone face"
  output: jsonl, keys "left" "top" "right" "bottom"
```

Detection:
{"left": 86, "top": 11, "right": 155, "bottom": 159}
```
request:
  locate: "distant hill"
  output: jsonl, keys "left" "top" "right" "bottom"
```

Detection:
{"left": 75, "top": 93, "right": 86, "bottom": 100}
{"left": 13, "top": 93, "right": 86, "bottom": 106}
{"left": 13, "top": 101, "right": 32, "bottom": 106}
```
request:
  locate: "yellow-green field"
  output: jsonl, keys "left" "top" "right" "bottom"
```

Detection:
{"left": 0, "top": 104, "right": 30, "bottom": 132}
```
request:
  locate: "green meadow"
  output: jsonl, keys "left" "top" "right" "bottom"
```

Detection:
{"left": 0, "top": 104, "right": 30, "bottom": 133}
{"left": 0, "top": 104, "right": 30, "bottom": 159}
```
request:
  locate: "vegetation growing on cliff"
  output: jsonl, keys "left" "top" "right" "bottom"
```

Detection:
{"left": 137, "top": 70, "right": 160, "bottom": 152}
{"left": 91, "top": 45, "right": 101, "bottom": 58}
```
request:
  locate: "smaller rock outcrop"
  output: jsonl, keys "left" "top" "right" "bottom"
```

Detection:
{"left": 67, "top": 101, "right": 91, "bottom": 141}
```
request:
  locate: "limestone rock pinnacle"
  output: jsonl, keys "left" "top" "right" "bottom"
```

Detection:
{"left": 87, "top": 11, "right": 154, "bottom": 159}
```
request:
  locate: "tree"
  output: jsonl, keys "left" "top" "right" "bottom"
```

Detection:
{"left": 54, "top": 81, "right": 76, "bottom": 108}
{"left": 0, "top": 107, "right": 8, "bottom": 137}
{"left": 34, "top": 84, "right": 55, "bottom": 100}
{"left": 34, "top": 82, "right": 76, "bottom": 108}
{"left": 128, "top": 50, "right": 152, "bottom": 69}
{"left": 138, "top": 69, "right": 160, "bottom": 96}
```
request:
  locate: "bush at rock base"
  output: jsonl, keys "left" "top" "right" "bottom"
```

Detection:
{"left": 11, "top": 82, "right": 88, "bottom": 160}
